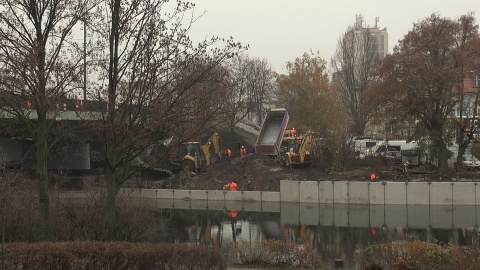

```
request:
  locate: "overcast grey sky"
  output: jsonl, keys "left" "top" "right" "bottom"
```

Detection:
{"left": 188, "top": 1, "right": 479, "bottom": 74}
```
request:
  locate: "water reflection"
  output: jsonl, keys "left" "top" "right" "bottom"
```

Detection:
{"left": 153, "top": 199, "right": 480, "bottom": 268}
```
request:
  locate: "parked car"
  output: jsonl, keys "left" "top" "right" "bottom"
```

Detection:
{"left": 462, "top": 155, "right": 480, "bottom": 170}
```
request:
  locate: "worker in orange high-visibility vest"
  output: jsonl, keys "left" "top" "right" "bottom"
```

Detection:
{"left": 224, "top": 181, "right": 237, "bottom": 191}
{"left": 225, "top": 148, "right": 232, "bottom": 159}
{"left": 240, "top": 146, "right": 246, "bottom": 158}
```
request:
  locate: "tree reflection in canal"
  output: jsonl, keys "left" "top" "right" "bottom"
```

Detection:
{"left": 158, "top": 201, "right": 480, "bottom": 269}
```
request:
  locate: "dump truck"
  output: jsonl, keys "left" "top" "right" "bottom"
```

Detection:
{"left": 255, "top": 108, "right": 289, "bottom": 158}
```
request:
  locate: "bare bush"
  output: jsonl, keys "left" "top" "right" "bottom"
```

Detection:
{"left": 354, "top": 241, "right": 480, "bottom": 270}
{"left": 236, "top": 240, "right": 322, "bottom": 269}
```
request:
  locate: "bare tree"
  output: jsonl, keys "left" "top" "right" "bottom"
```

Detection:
{"left": 0, "top": 0, "right": 98, "bottom": 240}
{"left": 371, "top": 14, "right": 480, "bottom": 170}
{"left": 91, "top": 0, "right": 244, "bottom": 239}
{"left": 223, "top": 55, "right": 275, "bottom": 132}
{"left": 331, "top": 25, "right": 381, "bottom": 136}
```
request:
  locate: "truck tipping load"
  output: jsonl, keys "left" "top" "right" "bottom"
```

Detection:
{"left": 255, "top": 108, "right": 289, "bottom": 156}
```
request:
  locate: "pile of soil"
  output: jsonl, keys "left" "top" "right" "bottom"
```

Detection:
{"left": 153, "top": 127, "right": 480, "bottom": 191}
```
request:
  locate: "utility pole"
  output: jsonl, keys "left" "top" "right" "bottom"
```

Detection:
{"left": 83, "top": 9, "right": 87, "bottom": 101}
{"left": 1, "top": 148, "right": 5, "bottom": 270}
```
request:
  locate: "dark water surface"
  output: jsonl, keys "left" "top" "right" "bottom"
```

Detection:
{"left": 150, "top": 199, "right": 480, "bottom": 269}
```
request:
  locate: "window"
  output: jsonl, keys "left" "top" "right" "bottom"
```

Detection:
{"left": 474, "top": 74, "right": 480, "bottom": 88}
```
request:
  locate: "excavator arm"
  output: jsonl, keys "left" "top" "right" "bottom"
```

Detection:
{"left": 299, "top": 131, "right": 315, "bottom": 163}
{"left": 201, "top": 133, "right": 220, "bottom": 166}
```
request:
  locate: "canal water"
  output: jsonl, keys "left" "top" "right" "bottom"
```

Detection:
{"left": 150, "top": 199, "right": 480, "bottom": 269}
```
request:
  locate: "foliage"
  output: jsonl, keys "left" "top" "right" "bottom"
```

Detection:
{"left": 236, "top": 240, "right": 322, "bottom": 269}
{"left": 2, "top": 242, "right": 226, "bottom": 270}
{"left": 277, "top": 51, "right": 347, "bottom": 139}
{"left": 354, "top": 241, "right": 480, "bottom": 270}
{"left": 368, "top": 13, "right": 480, "bottom": 170}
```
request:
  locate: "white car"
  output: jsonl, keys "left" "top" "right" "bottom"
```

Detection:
{"left": 462, "top": 155, "right": 480, "bottom": 170}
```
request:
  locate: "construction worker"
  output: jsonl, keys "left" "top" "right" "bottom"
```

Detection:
{"left": 240, "top": 146, "right": 246, "bottom": 158}
{"left": 225, "top": 148, "right": 232, "bottom": 159}
{"left": 224, "top": 181, "right": 237, "bottom": 191}
{"left": 370, "top": 172, "right": 377, "bottom": 182}
{"left": 403, "top": 160, "right": 409, "bottom": 180}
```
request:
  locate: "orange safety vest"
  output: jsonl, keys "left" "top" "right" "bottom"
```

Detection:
{"left": 227, "top": 211, "right": 238, "bottom": 218}
{"left": 225, "top": 149, "right": 232, "bottom": 158}
{"left": 225, "top": 181, "right": 237, "bottom": 191}
{"left": 370, "top": 173, "right": 376, "bottom": 181}
{"left": 240, "top": 147, "right": 246, "bottom": 157}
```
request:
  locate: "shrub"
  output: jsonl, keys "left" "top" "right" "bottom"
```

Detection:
{"left": 354, "top": 241, "right": 480, "bottom": 270}
{"left": 1, "top": 241, "right": 226, "bottom": 270}
{"left": 236, "top": 240, "right": 322, "bottom": 269}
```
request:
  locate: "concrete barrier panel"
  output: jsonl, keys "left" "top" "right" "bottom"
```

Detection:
{"left": 385, "top": 182, "right": 407, "bottom": 205}
{"left": 369, "top": 183, "right": 385, "bottom": 205}
{"left": 280, "top": 180, "right": 299, "bottom": 202}
{"left": 333, "top": 204, "right": 349, "bottom": 226}
{"left": 406, "top": 183, "right": 429, "bottom": 205}
{"left": 262, "top": 191, "right": 280, "bottom": 202}
{"left": 156, "top": 189, "right": 174, "bottom": 200}
{"left": 299, "top": 203, "right": 319, "bottom": 225}
{"left": 319, "top": 181, "right": 334, "bottom": 204}
{"left": 333, "top": 182, "right": 348, "bottom": 204}
{"left": 406, "top": 205, "right": 430, "bottom": 228}
{"left": 173, "top": 190, "right": 191, "bottom": 201}
{"left": 172, "top": 199, "right": 191, "bottom": 209}
{"left": 139, "top": 189, "right": 157, "bottom": 199}
{"left": 281, "top": 202, "right": 300, "bottom": 224}
{"left": 190, "top": 200, "right": 208, "bottom": 210}
{"left": 348, "top": 182, "right": 369, "bottom": 204}
{"left": 190, "top": 190, "right": 208, "bottom": 201}
{"left": 225, "top": 191, "right": 243, "bottom": 201}
{"left": 156, "top": 199, "right": 175, "bottom": 208}
{"left": 319, "top": 204, "right": 334, "bottom": 226}
{"left": 242, "top": 191, "right": 262, "bottom": 202}
{"left": 430, "top": 182, "right": 453, "bottom": 205}
{"left": 207, "top": 190, "right": 225, "bottom": 201}
{"left": 299, "top": 181, "right": 318, "bottom": 203}
{"left": 452, "top": 182, "right": 476, "bottom": 205}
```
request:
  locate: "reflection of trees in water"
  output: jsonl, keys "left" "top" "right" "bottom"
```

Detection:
{"left": 152, "top": 208, "right": 480, "bottom": 268}
{"left": 282, "top": 224, "right": 480, "bottom": 269}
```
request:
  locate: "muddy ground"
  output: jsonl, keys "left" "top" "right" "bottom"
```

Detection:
{"left": 153, "top": 128, "right": 480, "bottom": 192}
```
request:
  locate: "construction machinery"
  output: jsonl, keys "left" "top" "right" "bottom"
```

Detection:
{"left": 168, "top": 133, "right": 220, "bottom": 173}
{"left": 200, "top": 133, "right": 220, "bottom": 166}
{"left": 281, "top": 130, "right": 316, "bottom": 168}
{"left": 255, "top": 108, "right": 289, "bottom": 157}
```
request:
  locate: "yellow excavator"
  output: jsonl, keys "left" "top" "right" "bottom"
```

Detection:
{"left": 282, "top": 130, "right": 315, "bottom": 168}
{"left": 168, "top": 133, "right": 220, "bottom": 173}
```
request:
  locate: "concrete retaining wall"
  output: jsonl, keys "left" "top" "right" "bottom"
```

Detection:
{"left": 106, "top": 180, "right": 480, "bottom": 206}
{"left": 280, "top": 180, "right": 480, "bottom": 205}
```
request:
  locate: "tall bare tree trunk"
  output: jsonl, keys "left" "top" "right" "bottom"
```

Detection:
{"left": 103, "top": 165, "right": 117, "bottom": 240}
{"left": 36, "top": 116, "right": 53, "bottom": 241}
